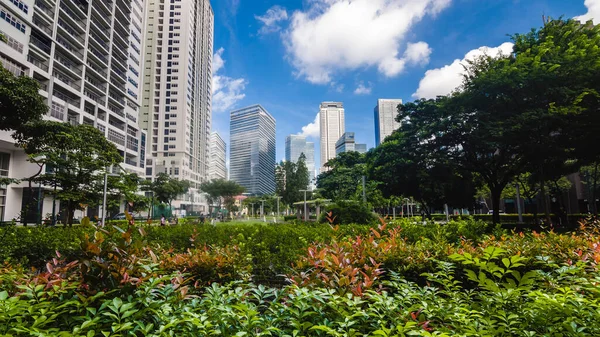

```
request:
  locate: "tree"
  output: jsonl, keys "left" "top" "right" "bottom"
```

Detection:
{"left": 0, "top": 63, "right": 47, "bottom": 133}
{"left": 200, "top": 179, "right": 245, "bottom": 216}
{"left": 317, "top": 152, "right": 367, "bottom": 202}
{"left": 368, "top": 99, "right": 479, "bottom": 215}
{"left": 151, "top": 173, "right": 190, "bottom": 212}
{"left": 15, "top": 122, "right": 122, "bottom": 225}
{"left": 276, "top": 154, "right": 310, "bottom": 207}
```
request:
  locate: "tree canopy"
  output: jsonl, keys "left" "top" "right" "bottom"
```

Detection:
{"left": 276, "top": 154, "right": 310, "bottom": 207}
{"left": 0, "top": 64, "right": 47, "bottom": 133}
{"left": 200, "top": 179, "right": 245, "bottom": 215}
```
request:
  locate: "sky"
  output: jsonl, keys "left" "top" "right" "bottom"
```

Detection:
{"left": 210, "top": 0, "right": 599, "bottom": 169}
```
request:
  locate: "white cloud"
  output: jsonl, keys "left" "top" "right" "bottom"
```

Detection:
{"left": 283, "top": 0, "right": 451, "bottom": 84}
{"left": 298, "top": 114, "right": 320, "bottom": 139}
{"left": 212, "top": 48, "right": 248, "bottom": 113}
{"left": 354, "top": 81, "right": 372, "bottom": 95}
{"left": 575, "top": 0, "right": 600, "bottom": 24}
{"left": 331, "top": 82, "right": 344, "bottom": 93}
{"left": 256, "top": 6, "right": 289, "bottom": 35}
{"left": 412, "top": 42, "right": 514, "bottom": 99}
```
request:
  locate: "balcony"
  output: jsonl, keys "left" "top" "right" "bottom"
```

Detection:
{"left": 89, "top": 33, "right": 109, "bottom": 53}
{"left": 93, "top": 0, "right": 112, "bottom": 19}
{"left": 56, "top": 18, "right": 85, "bottom": 47}
{"left": 54, "top": 52, "right": 83, "bottom": 77}
{"left": 85, "top": 75, "right": 107, "bottom": 92}
{"left": 32, "top": 14, "right": 53, "bottom": 37}
{"left": 59, "top": 2, "right": 86, "bottom": 33}
{"left": 53, "top": 89, "right": 80, "bottom": 107}
{"left": 108, "top": 104, "right": 125, "bottom": 118}
{"left": 86, "top": 59, "right": 107, "bottom": 78}
{"left": 83, "top": 89, "right": 105, "bottom": 105}
{"left": 53, "top": 70, "right": 82, "bottom": 92}
{"left": 90, "top": 19, "right": 110, "bottom": 41}
{"left": 27, "top": 55, "right": 49, "bottom": 72}
{"left": 34, "top": 0, "right": 55, "bottom": 19}
{"left": 29, "top": 35, "right": 51, "bottom": 55}
{"left": 62, "top": 0, "right": 88, "bottom": 19}
{"left": 108, "top": 128, "right": 126, "bottom": 146}
{"left": 56, "top": 37, "right": 84, "bottom": 61}
{"left": 88, "top": 46, "right": 108, "bottom": 66}
{"left": 109, "top": 92, "right": 126, "bottom": 107}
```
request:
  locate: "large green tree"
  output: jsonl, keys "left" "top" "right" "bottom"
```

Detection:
{"left": 200, "top": 179, "right": 245, "bottom": 216}
{"left": 15, "top": 122, "right": 123, "bottom": 225}
{"left": 0, "top": 64, "right": 47, "bottom": 133}
{"left": 276, "top": 154, "right": 310, "bottom": 207}
{"left": 149, "top": 173, "right": 190, "bottom": 212}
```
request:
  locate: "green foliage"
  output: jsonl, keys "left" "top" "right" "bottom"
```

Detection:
{"left": 0, "top": 63, "right": 47, "bottom": 133}
{"left": 276, "top": 153, "right": 310, "bottom": 207}
{"left": 15, "top": 122, "right": 123, "bottom": 225}
{"left": 147, "top": 172, "right": 190, "bottom": 210}
{"left": 200, "top": 179, "right": 245, "bottom": 215}
{"left": 317, "top": 152, "right": 367, "bottom": 202}
{"left": 320, "top": 200, "right": 378, "bottom": 225}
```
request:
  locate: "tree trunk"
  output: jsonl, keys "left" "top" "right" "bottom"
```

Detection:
{"left": 540, "top": 181, "right": 551, "bottom": 225}
{"left": 66, "top": 201, "right": 75, "bottom": 226}
{"left": 490, "top": 186, "right": 503, "bottom": 225}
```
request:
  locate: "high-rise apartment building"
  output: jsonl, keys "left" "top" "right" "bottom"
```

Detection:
{"left": 374, "top": 99, "right": 402, "bottom": 146}
{"left": 140, "top": 0, "right": 214, "bottom": 211}
{"left": 230, "top": 105, "right": 276, "bottom": 195}
{"left": 208, "top": 132, "right": 226, "bottom": 181}
{"left": 319, "top": 102, "right": 345, "bottom": 173}
{"left": 285, "top": 134, "right": 316, "bottom": 189}
{"left": 0, "top": 0, "right": 148, "bottom": 221}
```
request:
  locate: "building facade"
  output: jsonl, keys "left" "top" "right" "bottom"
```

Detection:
{"left": 230, "top": 105, "right": 276, "bottom": 195}
{"left": 140, "top": 0, "right": 214, "bottom": 212}
{"left": 374, "top": 99, "right": 402, "bottom": 146}
{"left": 319, "top": 102, "right": 345, "bottom": 173}
{"left": 285, "top": 134, "right": 316, "bottom": 190}
{"left": 0, "top": 0, "right": 148, "bottom": 221}
{"left": 208, "top": 132, "right": 226, "bottom": 181}
{"left": 335, "top": 132, "right": 367, "bottom": 155}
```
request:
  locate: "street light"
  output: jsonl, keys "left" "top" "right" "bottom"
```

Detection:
{"left": 260, "top": 200, "right": 266, "bottom": 222}
{"left": 249, "top": 202, "right": 255, "bottom": 218}
{"left": 300, "top": 189, "right": 310, "bottom": 221}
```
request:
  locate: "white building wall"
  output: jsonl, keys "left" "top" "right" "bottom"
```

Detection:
{"left": 319, "top": 102, "right": 345, "bottom": 173}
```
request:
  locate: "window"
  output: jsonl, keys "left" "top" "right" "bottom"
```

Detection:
{"left": 9, "top": 0, "right": 28, "bottom": 14}
{"left": 0, "top": 8, "right": 27, "bottom": 33}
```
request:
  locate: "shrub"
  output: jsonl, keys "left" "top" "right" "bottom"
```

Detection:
{"left": 319, "top": 200, "right": 378, "bottom": 225}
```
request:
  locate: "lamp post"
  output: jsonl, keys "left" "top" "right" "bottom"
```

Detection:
{"left": 300, "top": 189, "right": 310, "bottom": 221}
{"left": 260, "top": 200, "right": 266, "bottom": 222}
{"left": 515, "top": 183, "right": 523, "bottom": 223}
{"left": 249, "top": 203, "right": 255, "bottom": 218}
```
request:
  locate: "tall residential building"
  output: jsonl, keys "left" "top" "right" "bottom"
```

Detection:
{"left": 319, "top": 102, "right": 345, "bottom": 173}
{"left": 230, "top": 105, "right": 276, "bottom": 195}
{"left": 140, "top": 0, "right": 214, "bottom": 212}
{"left": 285, "top": 135, "right": 316, "bottom": 189}
{"left": 208, "top": 132, "right": 226, "bottom": 181}
{"left": 0, "top": 0, "right": 147, "bottom": 222}
{"left": 374, "top": 99, "right": 403, "bottom": 146}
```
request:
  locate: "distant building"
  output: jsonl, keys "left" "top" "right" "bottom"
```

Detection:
{"left": 374, "top": 99, "right": 403, "bottom": 146}
{"left": 336, "top": 132, "right": 356, "bottom": 155}
{"left": 285, "top": 135, "right": 316, "bottom": 190}
{"left": 336, "top": 132, "right": 367, "bottom": 155}
{"left": 355, "top": 143, "right": 368, "bottom": 154}
{"left": 208, "top": 132, "right": 227, "bottom": 181}
{"left": 230, "top": 105, "right": 276, "bottom": 195}
{"left": 320, "top": 102, "right": 345, "bottom": 173}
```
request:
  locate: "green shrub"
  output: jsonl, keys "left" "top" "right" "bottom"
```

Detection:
{"left": 319, "top": 200, "right": 378, "bottom": 225}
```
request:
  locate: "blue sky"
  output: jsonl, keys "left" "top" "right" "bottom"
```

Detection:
{"left": 210, "top": 0, "right": 597, "bottom": 168}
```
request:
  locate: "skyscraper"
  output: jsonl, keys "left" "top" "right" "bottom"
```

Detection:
{"left": 319, "top": 102, "right": 345, "bottom": 173}
{"left": 335, "top": 132, "right": 356, "bottom": 155}
{"left": 374, "top": 99, "right": 403, "bottom": 146}
{"left": 208, "top": 132, "right": 227, "bottom": 181}
{"left": 285, "top": 135, "right": 306, "bottom": 163}
{"left": 140, "top": 0, "right": 214, "bottom": 211}
{"left": 230, "top": 105, "right": 276, "bottom": 195}
{"left": 285, "top": 135, "right": 316, "bottom": 189}
{"left": 0, "top": 0, "right": 148, "bottom": 221}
